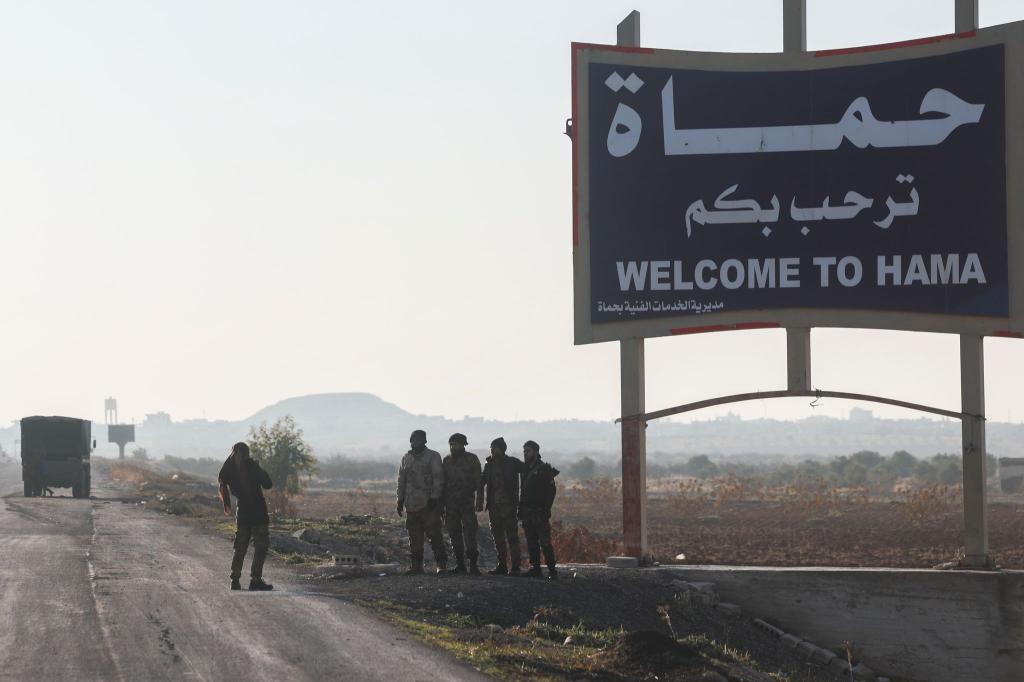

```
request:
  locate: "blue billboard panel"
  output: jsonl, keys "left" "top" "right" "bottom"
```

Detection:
{"left": 586, "top": 45, "right": 1006, "bottom": 323}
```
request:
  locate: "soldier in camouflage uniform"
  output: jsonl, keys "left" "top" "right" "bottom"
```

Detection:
{"left": 519, "top": 440, "right": 559, "bottom": 580}
{"left": 477, "top": 437, "right": 524, "bottom": 576}
{"left": 397, "top": 429, "right": 447, "bottom": 575}
{"left": 441, "top": 433, "right": 482, "bottom": 575}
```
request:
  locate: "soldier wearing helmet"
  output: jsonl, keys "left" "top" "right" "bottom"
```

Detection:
{"left": 441, "top": 433, "right": 482, "bottom": 575}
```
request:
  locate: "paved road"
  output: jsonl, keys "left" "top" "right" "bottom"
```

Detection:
{"left": 0, "top": 463, "right": 487, "bottom": 681}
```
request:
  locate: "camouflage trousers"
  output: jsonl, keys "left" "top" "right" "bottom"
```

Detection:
{"left": 522, "top": 512, "right": 556, "bottom": 570}
{"left": 406, "top": 508, "right": 447, "bottom": 569}
{"left": 231, "top": 523, "right": 269, "bottom": 580}
{"left": 444, "top": 504, "right": 479, "bottom": 564}
{"left": 488, "top": 508, "right": 521, "bottom": 569}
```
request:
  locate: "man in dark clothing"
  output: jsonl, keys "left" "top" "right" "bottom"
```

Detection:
{"left": 218, "top": 442, "right": 274, "bottom": 591}
{"left": 477, "top": 437, "right": 524, "bottom": 576}
{"left": 519, "top": 440, "right": 559, "bottom": 580}
{"left": 442, "top": 433, "right": 482, "bottom": 575}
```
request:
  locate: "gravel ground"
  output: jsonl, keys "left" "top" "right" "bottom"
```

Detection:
{"left": 303, "top": 565, "right": 852, "bottom": 681}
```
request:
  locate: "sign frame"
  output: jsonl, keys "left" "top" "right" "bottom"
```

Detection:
{"left": 571, "top": 23, "right": 1024, "bottom": 345}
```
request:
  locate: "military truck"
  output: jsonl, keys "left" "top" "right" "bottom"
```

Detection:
{"left": 21, "top": 416, "right": 94, "bottom": 498}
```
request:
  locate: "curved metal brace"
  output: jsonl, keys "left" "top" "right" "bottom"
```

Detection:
{"left": 616, "top": 389, "right": 984, "bottom": 423}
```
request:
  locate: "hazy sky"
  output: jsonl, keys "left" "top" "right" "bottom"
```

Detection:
{"left": 2, "top": 1, "right": 1022, "bottom": 427}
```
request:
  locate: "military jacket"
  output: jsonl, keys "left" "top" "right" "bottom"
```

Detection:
{"left": 519, "top": 459, "right": 559, "bottom": 518}
{"left": 442, "top": 450, "right": 481, "bottom": 508}
{"left": 478, "top": 454, "right": 524, "bottom": 513}
{"left": 397, "top": 448, "right": 444, "bottom": 513}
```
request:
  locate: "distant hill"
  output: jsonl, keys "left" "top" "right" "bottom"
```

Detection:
{"left": 1, "top": 393, "right": 1022, "bottom": 462}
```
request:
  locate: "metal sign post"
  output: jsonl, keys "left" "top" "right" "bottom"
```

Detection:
{"left": 616, "top": 10, "right": 649, "bottom": 562}
{"left": 954, "top": 0, "right": 991, "bottom": 571}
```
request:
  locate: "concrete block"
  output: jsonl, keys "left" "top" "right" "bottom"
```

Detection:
{"left": 694, "top": 592, "right": 720, "bottom": 606}
{"left": 752, "top": 618, "right": 784, "bottom": 637}
{"left": 314, "top": 561, "right": 399, "bottom": 579}
{"left": 809, "top": 646, "right": 837, "bottom": 666}
{"left": 829, "top": 657, "right": 852, "bottom": 676}
{"left": 796, "top": 640, "right": 817, "bottom": 658}
{"left": 852, "top": 663, "right": 876, "bottom": 681}
{"left": 716, "top": 602, "right": 742, "bottom": 617}
{"left": 606, "top": 556, "right": 639, "bottom": 569}
{"left": 779, "top": 634, "right": 801, "bottom": 649}
{"left": 686, "top": 581, "right": 717, "bottom": 594}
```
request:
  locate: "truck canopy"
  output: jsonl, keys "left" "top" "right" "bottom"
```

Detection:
{"left": 21, "top": 416, "right": 91, "bottom": 460}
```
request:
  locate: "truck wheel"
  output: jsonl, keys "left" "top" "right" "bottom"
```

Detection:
{"left": 72, "top": 479, "right": 82, "bottom": 499}
{"left": 23, "top": 480, "right": 32, "bottom": 497}
{"left": 84, "top": 472, "right": 91, "bottom": 498}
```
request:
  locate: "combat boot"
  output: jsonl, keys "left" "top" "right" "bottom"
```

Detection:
{"left": 547, "top": 567, "right": 558, "bottom": 581}
{"left": 405, "top": 560, "right": 425, "bottom": 575}
{"left": 230, "top": 579, "right": 241, "bottom": 591}
{"left": 509, "top": 565, "right": 522, "bottom": 577}
{"left": 524, "top": 566, "right": 543, "bottom": 578}
{"left": 487, "top": 563, "right": 508, "bottom": 576}
{"left": 248, "top": 577, "right": 274, "bottom": 591}
{"left": 468, "top": 558, "right": 481, "bottom": 575}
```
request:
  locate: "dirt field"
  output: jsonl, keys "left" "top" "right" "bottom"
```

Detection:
{"left": 294, "top": 482, "right": 1024, "bottom": 569}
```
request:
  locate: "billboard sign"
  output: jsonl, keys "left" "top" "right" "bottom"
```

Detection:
{"left": 572, "top": 24, "right": 1024, "bottom": 344}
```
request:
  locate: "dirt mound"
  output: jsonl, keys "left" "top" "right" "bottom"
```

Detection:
{"left": 600, "top": 630, "right": 701, "bottom": 674}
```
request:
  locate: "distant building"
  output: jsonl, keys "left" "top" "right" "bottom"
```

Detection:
{"left": 849, "top": 407, "right": 874, "bottom": 422}
{"left": 143, "top": 412, "right": 173, "bottom": 427}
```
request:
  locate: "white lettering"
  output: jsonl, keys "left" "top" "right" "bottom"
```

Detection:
{"left": 748, "top": 259, "right": 775, "bottom": 288}
{"left": 720, "top": 259, "right": 744, "bottom": 290}
{"left": 903, "top": 255, "right": 929, "bottom": 285}
{"left": 695, "top": 259, "right": 718, "bottom": 290}
{"left": 673, "top": 261, "right": 694, "bottom": 290}
{"left": 650, "top": 261, "right": 671, "bottom": 291}
{"left": 616, "top": 261, "right": 648, "bottom": 291}
{"left": 960, "top": 253, "right": 987, "bottom": 284}
{"left": 837, "top": 256, "right": 863, "bottom": 287}
{"left": 878, "top": 255, "right": 902, "bottom": 286}
{"left": 779, "top": 258, "right": 800, "bottom": 288}
{"left": 930, "top": 253, "right": 959, "bottom": 284}
{"left": 813, "top": 256, "right": 837, "bottom": 287}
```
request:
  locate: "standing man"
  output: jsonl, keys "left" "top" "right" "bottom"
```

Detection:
{"left": 477, "top": 437, "right": 523, "bottom": 576}
{"left": 519, "top": 440, "right": 559, "bottom": 580}
{"left": 442, "top": 433, "right": 482, "bottom": 575}
{"left": 218, "top": 442, "right": 274, "bottom": 591}
{"left": 397, "top": 430, "right": 447, "bottom": 575}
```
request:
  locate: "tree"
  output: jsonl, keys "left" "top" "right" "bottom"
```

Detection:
{"left": 889, "top": 450, "right": 917, "bottom": 478}
{"left": 248, "top": 415, "right": 317, "bottom": 497}
{"left": 686, "top": 455, "right": 719, "bottom": 480}
{"left": 566, "top": 456, "right": 598, "bottom": 480}
{"left": 131, "top": 447, "right": 150, "bottom": 461}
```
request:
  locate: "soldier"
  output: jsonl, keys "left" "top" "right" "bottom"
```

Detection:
{"left": 396, "top": 429, "right": 447, "bottom": 575}
{"left": 519, "top": 440, "right": 559, "bottom": 580}
{"left": 218, "top": 442, "right": 274, "bottom": 591}
{"left": 477, "top": 436, "right": 524, "bottom": 576}
{"left": 442, "top": 433, "right": 482, "bottom": 575}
